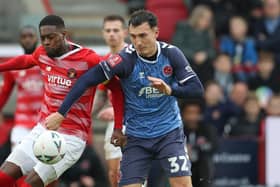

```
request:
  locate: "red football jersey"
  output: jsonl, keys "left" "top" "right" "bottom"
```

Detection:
{"left": 0, "top": 41, "right": 124, "bottom": 141}
{"left": 35, "top": 43, "right": 102, "bottom": 141}
{"left": 0, "top": 67, "right": 44, "bottom": 129}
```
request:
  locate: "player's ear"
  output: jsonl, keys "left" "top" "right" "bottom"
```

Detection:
{"left": 153, "top": 27, "right": 159, "bottom": 39}
{"left": 61, "top": 30, "right": 68, "bottom": 40}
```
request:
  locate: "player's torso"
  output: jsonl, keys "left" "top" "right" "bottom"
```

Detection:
{"left": 36, "top": 45, "right": 99, "bottom": 140}
{"left": 121, "top": 42, "right": 182, "bottom": 138}
{"left": 11, "top": 67, "right": 44, "bottom": 128}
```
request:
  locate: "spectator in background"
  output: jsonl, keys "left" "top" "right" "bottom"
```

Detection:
{"left": 0, "top": 25, "right": 43, "bottom": 149}
{"left": 248, "top": 51, "right": 280, "bottom": 93}
{"left": 220, "top": 16, "right": 258, "bottom": 82}
{"left": 229, "top": 82, "right": 249, "bottom": 112}
{"left": 193, "top": 0, "right": 261, "bottom": 37}
{"left": 265, "top": 95, "right": 280, "bottom": 116}
{"left": 227, "top": 93, "right": 263, "bottom": 137}
{"left": 213, "top": 53, "right": 234, "bottom": 96}
{"left": 172, "top": 5, "right": 215, "bottom": 85}
{"left": 203, "top": 81, "right": 230, "bottom": 135}
{"left": 182, "top": 99, "right": 218, "bottom": 187}
{"left": 252, "top": 0, "right": 280, "bottom": 65}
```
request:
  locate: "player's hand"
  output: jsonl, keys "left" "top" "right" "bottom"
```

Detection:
{"left": 148, "top": 76, "right": 172, "bottom": 95}
{"left": 111, "top": 128, "right": 127, "bottom": 147}
{"left": 44, "top": 112, "right": 64, "bottom": 130}
{"left": 97, "top": 107, "right": 114, "bottom": 121}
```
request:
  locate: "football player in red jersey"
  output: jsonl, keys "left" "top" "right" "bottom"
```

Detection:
{"left": 0, "top": 15, "right": 124, "bottom": 187}
{"left": 0, "top": 25, "right": 43, "bottom": 150}
{"left": 94, "top": 15, "right": 127, "bottom": 187}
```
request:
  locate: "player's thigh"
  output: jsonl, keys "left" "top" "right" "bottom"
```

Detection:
{"left": 119, "top": 136, "right": 152, "bottom": 186}
{"left": 6, "top": 124, "right": 43, "bottom": 175}
{"left": 158, "top": 128, "right": 192, "bottom": 178}
{"left": 33, "top": 134, "right": 86, "bottom": 185}
{"left": 169, "top": 176, "right": 192, "bottom": 187}
{"left": 10, "top": 126, "right": 31, "bottom": 149}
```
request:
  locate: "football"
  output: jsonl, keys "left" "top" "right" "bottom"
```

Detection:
{"left": 33, "top": 130, "right": 67, "bottom": 165}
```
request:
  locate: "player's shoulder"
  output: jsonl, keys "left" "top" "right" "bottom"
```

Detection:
{"left": 119, "top": 44, "right": 137, "bottom": 60}
{"left": 159, "top": 41, "right": 179, "bottom": 52}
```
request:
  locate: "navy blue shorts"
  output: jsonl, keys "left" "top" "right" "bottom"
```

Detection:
{"left": 119, "top": 127, "right": 192, "bottom": 186}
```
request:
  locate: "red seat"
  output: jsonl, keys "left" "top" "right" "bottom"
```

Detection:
{"left": 146, "top": 0, "right": 188, "bottom": 42}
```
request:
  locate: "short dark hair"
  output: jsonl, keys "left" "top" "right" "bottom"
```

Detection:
{"left": 20, "top": 25, "right": 37, "bottom": 34}
{"left": 39, "top": 15, "right": 65, "bottom": 29}
{"left": 128, "top": 10, "right": 157, "bottom": 28}
{"left": 103, "top": 15, "right": 126, "bottom": 27}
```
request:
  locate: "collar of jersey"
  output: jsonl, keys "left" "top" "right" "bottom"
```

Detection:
{"left": 136, "top": 41, "right": 160, "bottom": 64}
{"left": 54, "top": 41, "right": 82, "bottom": 60}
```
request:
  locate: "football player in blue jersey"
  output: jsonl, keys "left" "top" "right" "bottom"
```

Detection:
{"left": 45, "top": 10, "right": 204, "bottom": 187}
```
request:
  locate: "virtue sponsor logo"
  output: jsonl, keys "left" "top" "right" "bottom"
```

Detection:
{"left": 47, "top": 75, "right": 72, "bottom": 87}
{"left": 138, "top": 86, "right": 164, "bottom": 98}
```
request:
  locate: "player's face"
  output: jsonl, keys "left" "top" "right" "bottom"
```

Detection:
{"left": 40, "top": 25, "right": 66, "bottom": 58}
{"left": 103, "top": 20, "right": 126, "bottom": 48}
{"left": 19, "top": 28, "right": 38, "bottom": 54}
{"left": 129, "top": 22, "right": 159, "bottom": 57}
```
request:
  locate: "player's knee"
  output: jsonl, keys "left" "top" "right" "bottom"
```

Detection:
{"left": 108, "top": 169, "right": 119, "bottom": 180}
{"left": 25, "top": 170, "right": 44, "bottom": 187}
{"left": 169, "top": 176, "right": 193, "bottom": 187}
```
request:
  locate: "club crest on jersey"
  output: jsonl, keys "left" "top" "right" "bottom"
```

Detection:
{"left": 107, "top": 54, "right": 122, "bottom": 67}
{"left": 67, "top": 68, "right": 77, "bottom": 79}
{"left": 163, "top": 65, "right": 173, "bottom": 77}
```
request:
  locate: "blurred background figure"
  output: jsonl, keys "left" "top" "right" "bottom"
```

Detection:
{"left": 181, "top": 99, "right": 218, "bottom": 187}
{"left": 220, "top": 16, "right": 258, "bottom": 82}
{"left": 212, "top": 53, "right": 234, "bottom": 96}
{"left": 0, "top": 25, "right": 43, "bottom": 149}
{"left": 203, "top": 81, "right": 234, "bottom": 136}
{"left": 248, "top": 51, "right": 280, "bottom": 93}
{"left": 172, "top": 5, "right": 215, "bottom": 85}
{"left": 252, "top": 0, "right": 280, "bottom": 65}
{"left": 97, "top": 14, "right": 127, "bottom": 187}
{"left": 227, "top": 93, "right": 264, "bottom": 137}
{"left": 228, "top": 82, "right": 249, "bottom": 114}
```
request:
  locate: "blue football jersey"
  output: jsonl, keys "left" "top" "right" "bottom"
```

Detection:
{"left": 100, "top": 42, "right": 197, "bottom": 138}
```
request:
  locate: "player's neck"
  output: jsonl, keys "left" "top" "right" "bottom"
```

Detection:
{"left": 110, "top": 42, "right": 126, "bottom": 54}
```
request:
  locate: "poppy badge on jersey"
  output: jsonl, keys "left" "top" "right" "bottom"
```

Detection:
{"left": 107, "top": 54, "right": 122, "bottom": 67}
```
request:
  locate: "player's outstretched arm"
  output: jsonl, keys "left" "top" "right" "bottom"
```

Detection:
{"left": 0, "top": 72, "right": 15, "bottom": 111}
{"left": 0, "top": 55, "right": 36, "bottom": 72}
{"left": 44, "top": 64, "right": 109, "bottom": 130}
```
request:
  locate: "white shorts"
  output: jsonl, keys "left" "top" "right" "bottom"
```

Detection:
{"left": 6, "top": 124, "right": 86, "bottom": 185}
{"left": 104, "top": 121, "right": 124, "bottom": 160}
{"left": 10, "top": 126, "right": 31, "bottom": 150}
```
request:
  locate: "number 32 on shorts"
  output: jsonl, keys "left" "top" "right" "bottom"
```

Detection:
{"left": 168, "top": 155, "right": 189, "bottom": 173}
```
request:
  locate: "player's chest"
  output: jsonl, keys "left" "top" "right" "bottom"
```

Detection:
{"left": 127, "top": 58, "right": 174, "bottom": 87}
{"left": 38, "top": 55, "right": 90, "bottom": 88}
{"left": 12, "top": 68, "right": 44, "bottom": 92}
